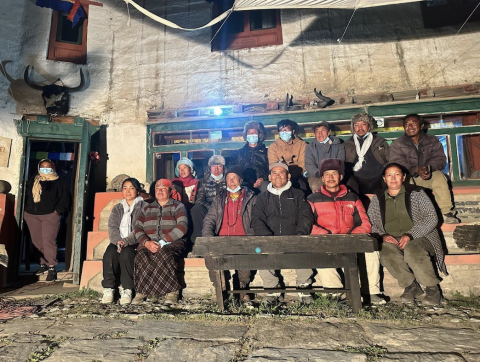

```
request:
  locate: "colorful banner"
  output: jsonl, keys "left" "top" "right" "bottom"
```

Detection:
{"left": 34, "top": 152, "right": 75, "bottom": 161}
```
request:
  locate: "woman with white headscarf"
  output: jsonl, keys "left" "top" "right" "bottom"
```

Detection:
{"left": 171, "top": 157, "right": 199, "bottom": 210}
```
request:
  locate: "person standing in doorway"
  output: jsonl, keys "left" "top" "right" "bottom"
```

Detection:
{"left": 24, "top": 159, "right": 70, "bottom": 282}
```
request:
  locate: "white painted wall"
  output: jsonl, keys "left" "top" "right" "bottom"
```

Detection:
{"left": 1, "top": 0, "right": 480, "bottom": 193}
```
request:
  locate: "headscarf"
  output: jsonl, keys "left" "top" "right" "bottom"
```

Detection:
{"left": 175, "top": 157, "right": 196, "bottom": 178}
{"left": 32, "top": 159, "right": 59, "bottom": 203}
{"left": 156, "top": 179, "right": 182, "bottom": 202}
{"left": 119, "top": 196, "right": 144, "bottom": 239}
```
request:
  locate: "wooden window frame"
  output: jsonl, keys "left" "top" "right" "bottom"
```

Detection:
{"left": 212, "top": 5, "right": 283, "bottom": 51}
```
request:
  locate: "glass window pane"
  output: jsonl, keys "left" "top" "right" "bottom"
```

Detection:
{"left": 154, "top": 152, "right": 180, "bottom": 181}
{"left": 187, "top": 150, "right": 215, "bottom": 179}
{"left": 56, "top": 12, "right": 83, "bottom": 44}
{"left": 250, "top": 10, "right": 276, "bottom": 31}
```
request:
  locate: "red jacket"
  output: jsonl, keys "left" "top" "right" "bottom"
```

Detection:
{"left": 307, "top": 185, "right": 371, "bottom": 235}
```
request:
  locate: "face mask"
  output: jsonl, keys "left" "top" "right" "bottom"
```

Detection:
{"left": 246, "top": 134, "right": 258, "bottom": 145}
{"left": 211, "top": 173, "right": 224, "bottom": 181}
{"left": 40, "top": 168, "right": 53, "bottom": 175}
{"left": 320, "top": 136, "right": 330, "bottom": 144}
{"left": 227, "top": 186, "right": 241, "bottom": 193}
{"left": 279, "top": 131, "right": 292, "bottom": 142}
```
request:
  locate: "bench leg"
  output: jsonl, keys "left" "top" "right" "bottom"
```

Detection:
{"left": 345, "top": 267, "right": 362, "bottom": 314}
{"left": 205, "top": 256, "right": 224, "bottom": 311}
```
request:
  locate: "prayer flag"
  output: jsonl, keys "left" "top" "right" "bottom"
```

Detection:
{"left": 35, "top": 0, "right": 86, "bottom": 27}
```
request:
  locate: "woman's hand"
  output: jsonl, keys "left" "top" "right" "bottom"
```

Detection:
{"left": 117, "top": 241, "right": 125, "bottom": 250}
{"left": 145, "top": 240, "right": 160, "bottom": 253}
{"left": 398, "top": 235, "right": 411, "bottom": 250}
{"left": 383, "top": 235, "right": 399, "bottom": 246}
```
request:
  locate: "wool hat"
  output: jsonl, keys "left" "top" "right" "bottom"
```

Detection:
{"left": 208, "top": 155, "right": 226, "bottom": 166}
{"left": 226, "top": 165, "right": 244, "bottom": 180}
{"left": 315, "top": 121, "right": 330, "bottom": 132}
{"left": 350, "top": 113, "right": 376, "bottom": 134}
{"left": 319, "top": 158, "right": 345, "bottom": 177}
{"left": 175, "top": 157, "right": 196, "bottom": 178}
{"left": 269, "top": 162, "right": 289, "bottom": 172}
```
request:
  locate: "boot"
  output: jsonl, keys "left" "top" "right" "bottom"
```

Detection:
{"left": 131, "top": 293, "right": 145, "bottom": 305}
{"left": 314, "top": 88, "right": 334, "bottom": 108}
{"left": 443, "top": 212, "right": 460, "bottom": 224}
{"left": 297, "top": 283, "right": 314, "bottom": 304}
{"left": 423, "top": 285, "right": 442, "bottom": 306}
{"left": 400, "top": 280, "right": 424, "bottom": 303}
{"left": 262, "top": 284, "right": 282, "bottom": 305}
{"left": 239, "top": 282, "right": 251, "bottom": 303}
{"left": 165, "top": 290, "right": 180, "bottom": 304}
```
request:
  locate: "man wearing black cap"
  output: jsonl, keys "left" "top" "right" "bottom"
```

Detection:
{"left": 307, "top": 158, "right": 385, "bottom": 304}
{"left": 251, "top": 162, "right": 314, "bottom": 304}
{"left": 305, "top": 121, "right": 345, "bottom": 192}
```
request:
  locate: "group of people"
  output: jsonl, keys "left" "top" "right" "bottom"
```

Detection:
{"left": 24, "top": 112, "right": 454, "bottom": 307}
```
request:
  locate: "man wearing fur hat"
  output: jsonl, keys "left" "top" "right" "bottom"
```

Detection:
{"left": 389, "top": 114, "right": 459, "bottom": 224}
{"left": 190, "top": 155, "right": 227, "bottom": 243}
{"left": 308, "top": 158, "right": 385, "bottom": 304}
{"left": 252, "top": 162, "right": 314, "bottom": 304}
{"left": 344, "top": 113, "right": 390, "bottom": 197}
{"left": 234, "top": 121, "right": 269, "bottom": 192}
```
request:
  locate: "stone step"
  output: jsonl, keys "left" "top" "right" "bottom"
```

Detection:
{"left": 80, "top": 255, "right": 480, "bottom": 299}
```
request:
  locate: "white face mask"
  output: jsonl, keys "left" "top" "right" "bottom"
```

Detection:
{"left": 40, "top": 168, "right": 53, "bottom": 175}
{"left": 320, "top": 136, "right": 330, "bottom": 144}
{"left": 279, "top": 131, "right": 292, "bottom": 142}
{"left": 211, "top": 173, "right": 224, "bottom": 181}
{"left": 227, "top": 186, "right": 241, "bottom": 193}
{"left": 246, "top": 134, "right": 259, "bottom": 145}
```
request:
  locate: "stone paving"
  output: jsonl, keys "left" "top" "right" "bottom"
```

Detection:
{"left": 0, "top": 294, "right": 479, "bottom": 362}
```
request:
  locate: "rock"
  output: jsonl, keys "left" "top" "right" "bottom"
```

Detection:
{"left": 145, "top": 338, "right": 237, "bottom": 361}
{"left": 379, "top": 353, "right": 468, "bottom": 361}
{"left": 244, "top": 348, "right": 367, "bottom": 361}
{"left": 45, "top": 319, "right": 136, "bottom": 339}
{"left": 0, "top": 319, "right": 56, "bottom": 336}
{"left": 450, "top": 319, "right": 461, "bottom": 323}
{"left": 110, "top": 174, "right": 130, "bottom": 191}
{"left": 469, "top": 318, "right": 480, "bottom": 323}
{"left": 0, "top": 335, "right": 50, "bottom": 362}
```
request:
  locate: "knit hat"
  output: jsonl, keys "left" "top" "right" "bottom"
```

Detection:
{"left": 208, "top": 155, "right": 226, "bottom": 166}
{"left": 175, "top": 157, "right": 196, "bottom": 178}
{"left": 269, "top": 162, "right": 289, "bottom": 172}
{"left": 226, "top": 165, "right": 244, "bottom": 180}
{"left": 319, "top": 158, "right": 345, "bottom": 177}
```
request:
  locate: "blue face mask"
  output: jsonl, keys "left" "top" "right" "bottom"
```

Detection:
{"left": 40, "top": 168, "right": 53, "bottom": 175}
{"left": 279, "top": 131, "right": 292, "bottom": 142}
{"left": 227, "top": 186, "right": 241, "bottom": 193}
{"left": 320, "top": 136, "right": 330, "bottom": 144}
{"left": 246, "top": 134, "right": 258, "bottom": 145}
{"left": 211, "top": 173, "right": 224, "bottom": 181}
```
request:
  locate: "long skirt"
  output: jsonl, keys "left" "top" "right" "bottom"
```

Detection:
{"left": 134, "top": 244, "right": 185, "bottom": 297}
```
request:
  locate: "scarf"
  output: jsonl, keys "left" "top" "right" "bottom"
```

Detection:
{"left": 32, "top": 171, "right": 59, "bottom": 203}
{"left": 267, "top": 181, "right": 292, "bottom": 196}
{"left": 119, "top": 196, "right": 144, "bottom": 239}
{"left": 353, "top": 133, "right": 373, "bottom": 172}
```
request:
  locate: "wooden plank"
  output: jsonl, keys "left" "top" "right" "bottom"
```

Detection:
{"left": 211, "top": 253, "right": 357, "bottom": 270}
{"left": 345, "top": 266, "right": 362, "bottom": 314}
{"left": 194, "top": 235, "right": 377, "bottom": 256}
{"left": 227, "top": 287, "right": 349, "bottom": 294}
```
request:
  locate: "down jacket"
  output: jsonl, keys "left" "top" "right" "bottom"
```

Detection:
{"left": 308, "top": 185, "right": 371, "bottom": 235}
{"left": 389, "top": 132, "right": 446, "bottom": 175}
{"left": 108, "top": 199, "right": 147, "bottom": 246}
{"left": 202, "top": 187, "right": 256, "bottom": 237}
{"left": 367, "top": 184, "right": 447, "bottom": 276}
{"left": 252, "top": 186, "right": 314, "bottom": 236}
{"left": 305, "top": 136, "right": 345, "bottom": 178}
{"left": 234, "top": 142, "right": 269, "bottom": 181}
{"left": 195, "top": 173, "right": 227, "bottom": 209}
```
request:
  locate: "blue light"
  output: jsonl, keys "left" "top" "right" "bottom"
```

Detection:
{"left": 212, "top": 107, "right": 223, "bottom": 116}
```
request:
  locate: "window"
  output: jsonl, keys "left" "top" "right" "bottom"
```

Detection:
{"left": 187, "top": 150, "right": 215, "bottom": 179}
{"left": 154, "top": 152, "right": 181, "bottom": 181}
{"left": 421, "top": 0, "right": 480, "bottom": 28}
{"left": 457, "top": 134, "right": 480, "bottom": 179}
{"left": 212, "top": 1, "right": 283, "bottom": 51}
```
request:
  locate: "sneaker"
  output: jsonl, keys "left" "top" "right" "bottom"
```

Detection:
{"left": 119, "top": 289, "right": 133, "bottom": 305}
{"left": 44, "top": 267, "right": 57, "bottom": 282}
{"left": 423, "top": 285, "right": 443, "bottom": 306}
{"left": 368, "top": 294, "right": 387, "bottom": 305}
{"left": 131, "top": 293, "right": 146, "bottom": 305}
{"left": 262, "top": 293, "right": 281, "bottom": 305}
{"left": 297, "top": 284, "right": 314, "bottom": 304}
{"left": 443, "top": 212, "right": 460, "bottom": 224}
{"left": 164, "top": 290, "right": 180, "bottom": 304}
{"left": 400, "top": 280, "right": 424, "bottom": 303}
{"left": 35, "top": 264, "right": 49, "bottom": 275}
{"left": 101, "top": 288, "right": 115, "bottom": 304}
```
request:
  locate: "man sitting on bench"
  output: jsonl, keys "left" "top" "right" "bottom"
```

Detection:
{"left": 251, "top": 162, "right": 314, "bottom": 304}
{"left": 308, "top": 158, "right": 385, "bottom": 305}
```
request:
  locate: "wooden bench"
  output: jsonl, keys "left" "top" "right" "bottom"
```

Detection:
{"left": 194, "top": 234, "right": 378, "bottom": 313}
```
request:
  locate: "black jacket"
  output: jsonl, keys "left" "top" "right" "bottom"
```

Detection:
{"left": 195, "top": 173, "right": 227, "bottom": 209}
{"left": 234, "top": 142, "right": 269, "bottom": 181}
{"left": 24, "top": 177, "right": 70, "bottom": 216}
{"left": 252, "top": 186, "right": 314, "bottom": 236}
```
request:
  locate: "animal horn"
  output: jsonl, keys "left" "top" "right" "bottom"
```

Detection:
{"left": 69, "top": 68, "right": 85, "bottom": 92}
{"left": 24, "top": 66, "right": 43, "bottom": 91}
{"left": 0, "top": 61, "right": 15, "bottom": 83}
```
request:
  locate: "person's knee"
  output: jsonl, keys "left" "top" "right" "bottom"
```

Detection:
{"left": 103, "top": 243, "right": 118, "bottom": 262}
{"left": 119, "top": 246, "right": 136, "bottom": 262}
{"left": 404, "top": 240, "right": 427, "bottom": 262}
{"left": 380, "top": 243, "right": 400, "bottom": 259}
{"left": 430, "top": 171, "right": 448, "bottom": 189}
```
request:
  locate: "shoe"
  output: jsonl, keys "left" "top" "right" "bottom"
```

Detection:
{"left": 35, "top": 264, "right": 49, "bottom": 275}
{"left": 400, "top": 280, "right": 424, "bottom": 303}
{"left": 239, "top": 282, "right": 251, "bottom": 303}
{"left": 119, "top": 289, "right": 133, "bottom": 305}
{"left": 131, "top": 293, "right": 145, "bottom": 305}
{"left": 423, "top": 285, "right": 443, "bottom": 306}
{"left": 443, "top": 212, "right": 460, "bottom": 224}
{"left": 164, "top": 290, "right": 180, "bottom": 304}
{"left": 262, "top": 293, "right": 281, "bottom": 305}
{"left": 44, "top": 267, "right": 57, "bottom": 282}
{"left": 297, "top": 284, "right": 314, "bottom": 304}
{"left": 368, "top": 294, "right": 387, "bottom": 305}
{"left": 101, "top": 288, "right": 115, "bottom": 304}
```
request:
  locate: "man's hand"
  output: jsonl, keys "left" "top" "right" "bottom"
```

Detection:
{"left": 398, "top": 235, "right": 411, "bottom": 250}
{"left": 383, "top": 235, "right": 399, "bottom": 245}
{"left": 253, "top": 178, "right": 264, "bottom": 188}
{"left": 145, "top": 240, "right": 160, "bottom": 253}
{"left": 415, "top": 166, "right": 431, "bottom": 180}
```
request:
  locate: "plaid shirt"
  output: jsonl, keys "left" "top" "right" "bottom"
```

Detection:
{"left": 134, "top": 198, "right": 188, "bottom": 247}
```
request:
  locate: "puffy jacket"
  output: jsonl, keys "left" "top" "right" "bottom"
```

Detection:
{"left": 344, "top": 134, "right": 389, "bottom": 171}
{"left": 202, "top": 187, "right": 256, "bottom": 237}
{"left": 195, "top": 173, "right": 227, "bottom": 209}
{"left": 234, "top": 142, "right": 269, "bottom": 181}
{"left": 308, "top": 185, "right": 371, "bottom": 235}
{"left": 108, "top": 199, "right": 147, "bottom": 246}
{"left": 267, "top": 136, "right": 307, "bottom": 178}
{"left": 389, "top": 132, "right": 446, "bottom": 175}
{"left": 305, "top": 136, "right": 345, "bottom": 178}
{"left": 252, "top": 186, "right": 314, "bottom": 236}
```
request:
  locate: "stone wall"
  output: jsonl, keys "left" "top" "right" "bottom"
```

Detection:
{"left": 1, "top": 0, "right": 480, "bottom": 192}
